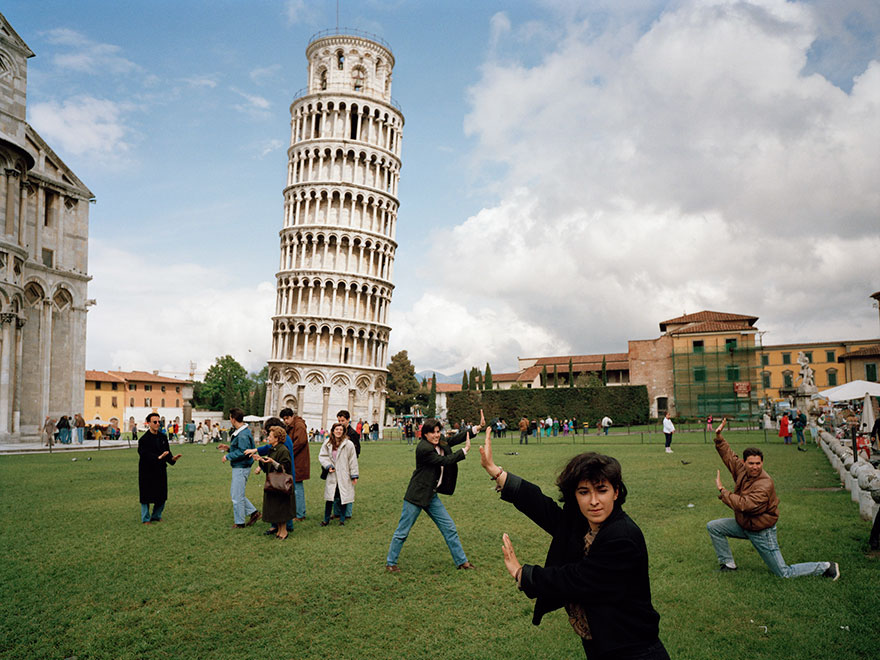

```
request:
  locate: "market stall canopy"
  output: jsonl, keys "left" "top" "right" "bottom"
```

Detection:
{"left": 814, "top": 380, "right": 880, "bottom": 402}
{"left": 243, "top": 415, "right": 268, "bottom": 422}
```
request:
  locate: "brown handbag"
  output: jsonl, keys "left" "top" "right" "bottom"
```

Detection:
{"left": 264, "top": 470, "right": 293, "bottom": 495}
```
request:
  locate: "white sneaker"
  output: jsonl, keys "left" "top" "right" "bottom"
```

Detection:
{"left": 665, "top": 447, "right": 673, "bottom": 453}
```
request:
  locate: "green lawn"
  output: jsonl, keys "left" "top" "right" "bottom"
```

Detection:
{"left": 1, "top": 433, "right": 877, "bottom": 659}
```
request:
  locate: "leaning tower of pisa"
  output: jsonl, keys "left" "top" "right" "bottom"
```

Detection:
{"left": 265, "top": 30, "right": 403, "bottom": 432}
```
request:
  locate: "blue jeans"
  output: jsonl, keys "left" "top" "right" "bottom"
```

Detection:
{"left": 707, "top": 518, "right": 829, "bottom": 577}
{"left": 141, "top": 501, "right": 165, "bottom": 523}
{"left": 230, "top": 467, "right": 257, "bottom": 525}
{"left": 386, "top": 495, "right": 468, "bottom": 567}
{"left": 294, "top": 480, "right": 306, "bottom": 519}
{"left": 795, "top": 428, "right": 805, "bottom": 444}
{"left": 59, "top": 428, "right": 71, "bottom": 444}
{"left": 76, "top": 427, "right": 84, "bottom": 444}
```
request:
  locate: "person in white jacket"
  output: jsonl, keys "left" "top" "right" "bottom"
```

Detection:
{"left": 662, "top": 412, "right": 675, "bottom": 454}
{"left": 319, "top": 423, "right": 359, "bottom": 526}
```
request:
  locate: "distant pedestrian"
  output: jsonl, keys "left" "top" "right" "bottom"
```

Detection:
{"left": 601, "top": 415, "right": 612, "bottom": 436}
{"left": 56, "top": 415, "right": 71, "bottom": 444}
{"left": 42, "top": 417, "right": 56, "bottom": 447}
{"left": 663, "top": 412, "right": 675, "bottom": 454}
{"left": 519, "top": 416, "right": 529, "bottom": 445}
{"left": 706, "top": 415, "right": 713, "bottom": 432}
{"left": 778, "top": 413, "right": 791, "bottom": 444}
{"left": 793, "top": 409, "right": 807, "bottom": 451}
{"left": 74, "top": 413, "right": 86, "bottom": 444}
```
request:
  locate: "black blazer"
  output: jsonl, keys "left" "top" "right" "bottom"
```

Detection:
{"left": 501, "top": 473, "right": 661, "bottom": 657}
{"left": 403, "top": 427, "right": 472, "bottom": 508}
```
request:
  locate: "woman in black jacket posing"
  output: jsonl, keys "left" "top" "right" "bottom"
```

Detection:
{"left": 480, "top": 429, "right": 669, "bottom": 660}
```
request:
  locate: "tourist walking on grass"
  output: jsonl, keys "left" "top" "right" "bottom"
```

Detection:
{"left": 42, "top": 416, "right": 55, "bottom": 447}
{"left": 385, "top": 413, "right": 484, "bottom": 572}
{"left": 478, "top": 429, "right": 669, "bottom": 659}
{"left": 319, "top": 422, "right": 358, "bottom": 526}
{"left": 138, "top": 412, "right": 181, "bottom": 524}
{"left": 793, "top": 409, "right": 807, "bottom": 451}
{"left": 255, "top": 426, "right": 295, "bottom": 540}
{"left": 601, "top": 415, "right": 612, "bottom": 436}
{"left": 778, "top": 412, "right": 791, "bottom": 444}
{"left": 221, "top": 407, "right": 261, "bottom": 529}
{"left": 662, "top": 412, "right": 675, "bottom": 454}
{"left": 74, "top": 413, "right": 86, "bottom": 444}
{"left": 707, "top": 418, "right": 839, "bottom": 579}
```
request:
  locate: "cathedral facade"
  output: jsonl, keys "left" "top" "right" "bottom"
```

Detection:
{"left": 264, "top": 31, "right": 402, "bottom": 430}
{"left": 0, "top": 14, "right": 92, "bottom": 441}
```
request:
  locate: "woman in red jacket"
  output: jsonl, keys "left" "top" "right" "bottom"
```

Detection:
{"left": 778, "top": 413, "right": 791, "bottom": 444}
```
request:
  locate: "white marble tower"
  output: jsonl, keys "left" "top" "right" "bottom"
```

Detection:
{"left": 265, "top": 30, "right": 403, "bottom": 431}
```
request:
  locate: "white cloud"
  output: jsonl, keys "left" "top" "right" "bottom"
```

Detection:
{"left": 396, "top": 0, "right": 880, "bottom": 369}
{"left": 182, "top": 75, "right": 219, "bottom": 89}
{"left": 86, "top": 240, "right": 274, "bottom": 375}
{"left": 259, "top": 139, "right": 284, "bottom": 157}
{"left": 43, "top": 27, "right": 139, "bottom": 75}
{"left": 250, "top": 64, "right": 281, "bottom": 85}
{"left": 285, "top": 0, "right": 322, "bottom": 26}
{"left": 231, "top": 88, "right": 272, "bottom": 117}
{"left": 388, "top": 292, "right": 566, "bottom": 374}
{"left": 29, "top": 95, "right": 133, "bottom": 160}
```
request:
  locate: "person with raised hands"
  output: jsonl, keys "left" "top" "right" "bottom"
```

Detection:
{"left": 384, "top": 411, "right": 485, "bottom": 573}
{"left": 479, "top": 427, "right": 669, "bottom": 660}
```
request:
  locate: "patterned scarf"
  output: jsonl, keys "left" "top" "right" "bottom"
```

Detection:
{"left": 564, "top": 527, "right": 598, "bottom": 639}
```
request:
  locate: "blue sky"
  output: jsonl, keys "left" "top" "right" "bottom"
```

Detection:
{"left": 5, "top": 1, "right": 880, "bottom": 378}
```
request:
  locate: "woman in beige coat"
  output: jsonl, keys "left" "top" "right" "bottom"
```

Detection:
{"left": 318, "top": 422, "right": 359, "bottom": 526}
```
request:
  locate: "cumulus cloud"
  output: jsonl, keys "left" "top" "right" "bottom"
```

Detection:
{"left": 29, "top": 95, "right": 133, "bottom": 160}
{"left": 388, "top": 293, "right": 567, "bottom": 374}
{"left": 43, "top": 28, "right": 140, "bottom": 75}
{"left": 394, "top": 0, "right": 880, "bottom": 370}
{"left": 285, "top": 0, "right": 322, "bottom": 26}
{"left": 86, "top": 240, "right": 274, "bottom": 375}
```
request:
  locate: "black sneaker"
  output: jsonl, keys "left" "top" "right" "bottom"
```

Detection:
{"left": 719, "top": 564, "right": 737, "bottom": 572}
{"left": 822, "top": 562, "right": 840, "bottom": 581}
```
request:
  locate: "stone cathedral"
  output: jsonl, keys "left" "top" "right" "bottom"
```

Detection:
{"left": 264, "top": 31, "right": 403, "bottom": 431}
{"left": 0, "top": 14, "right": 91, "bottom": 441}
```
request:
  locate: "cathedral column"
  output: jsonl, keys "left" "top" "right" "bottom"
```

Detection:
{"left": 291, "top": 330, "right": 299, "bottom": 360}
{"left": 4, "top": 170, "right": 19, "bottom": 236}
{"left": 0, "top": 313, "right": 14, "bottom": 431}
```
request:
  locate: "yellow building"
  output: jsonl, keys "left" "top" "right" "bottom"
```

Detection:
{"left": 758, "top": 339, "right": 879, "bottom": 401}
{"left": 83, "top": 371, "right": 126, "bottom": 423}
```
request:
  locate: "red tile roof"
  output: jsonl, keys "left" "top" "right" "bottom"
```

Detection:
{"left": 659, "top": 311, "right": 758, "bottom": 332}
{"left": 85, "top": 370, "right": 126, "bottom": 383}
{"left": 108, "top": 370, "right": 191, "bottom": 385}
{"left": 435, "top": 383, "right": 462, "bottom": 393}
{"left": 840, "top": 344, "right": 880, "bottom": 359}
{"left": 667, "top": 320, "right": 756, "bottom": 335}
{"left": 492, "top": 372, "right": 522, "bottom": 382}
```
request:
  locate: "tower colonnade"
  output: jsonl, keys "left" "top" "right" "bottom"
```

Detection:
{"left": 265, "top": 32, "right": 402, "bottom": 431}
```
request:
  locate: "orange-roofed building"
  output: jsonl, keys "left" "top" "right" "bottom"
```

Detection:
{"left": 83, "top": 371, "right": 127, "bottom": 423}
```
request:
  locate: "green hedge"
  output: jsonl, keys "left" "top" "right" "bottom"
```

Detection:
{"left": 446, "top": 386, "right": 649, "bottom": 426}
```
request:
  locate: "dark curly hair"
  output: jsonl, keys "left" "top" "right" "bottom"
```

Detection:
{"left": 556, "top": 452, "right": 627, "bottom": 507}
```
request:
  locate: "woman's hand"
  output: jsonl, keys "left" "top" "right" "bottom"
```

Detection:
{"left": 172, "top": 454, "right": 182, "bottom": 461}
{"left": 502, "top": 533, "right": 522, "bottom": 580}
{"left": 158, "top": 451, "right": 169, "bottom": 459}
{"left": 479, "top": 427, "right": 495, "bottom": 473}
{"left": 715, "top": 417, "right": 727, "bottom": 436}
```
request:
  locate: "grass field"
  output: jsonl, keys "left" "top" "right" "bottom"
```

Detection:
{"left": 1, "top": 432, "right": 877, "bottom": 659}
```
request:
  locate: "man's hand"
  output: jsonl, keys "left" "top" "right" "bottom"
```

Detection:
{"left": 158, "top": 451, "right": 169, "bottom": 459}
{"left": 714, "top": 418, "right": 727, "bottom": 437}
{"left": 172, "top": 454, "right": 182, "bottom": 461}
{"left": 715, "top": 469, "right": 723, "bottom": 491}
{"left": 221, "top": 455, "right": 227, "bottom": 462}
{"left": 464, "top": 435, "right": 471, "bottom": 454}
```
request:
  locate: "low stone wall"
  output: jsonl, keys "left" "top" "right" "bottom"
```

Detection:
{"left": 819, "top": 430, "right": 880, "bottom": 521}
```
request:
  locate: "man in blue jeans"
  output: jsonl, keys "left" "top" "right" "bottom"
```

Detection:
{"left": 385, "top": 413, "right": 484, "bottom": 572}
{"left": 707, "top": 418, "right": 839, "bottom": 579}
{"left": 221, "top": 407, "right": 260, "bottom": 529}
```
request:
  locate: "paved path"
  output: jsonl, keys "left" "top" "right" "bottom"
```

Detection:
{"left": 0, "top": 438, "right": 137, "bottom": 455}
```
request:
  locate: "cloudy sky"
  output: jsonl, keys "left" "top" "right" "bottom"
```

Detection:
{"left": 5, "top": 0, "right": 879, "bottom": 378}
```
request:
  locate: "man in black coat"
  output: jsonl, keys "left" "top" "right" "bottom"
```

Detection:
{"left": 138, "top": 412, "right": 181, "bottom": 524}
{"left": 385, "top": 413, "right": 484, "bottom": 572}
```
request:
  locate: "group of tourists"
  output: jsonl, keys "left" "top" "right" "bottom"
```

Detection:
{"left": 516, "top": 415, "right": 615, "bottom": 443}
{"left": 42, "top": 413, "right": 122, "bottom": 446}
{"left": 137, "top": 407, "right": 842, "bottom": 659}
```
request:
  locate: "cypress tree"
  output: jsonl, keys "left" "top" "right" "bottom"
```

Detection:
{"left": 427, "top": 374, "right": 437, "bottom": 417}
{"left": 484, "top": 363, "right": 493, "bottom": 390}
{"left": 568, "top": 358, "right": 574, "bottom": 388}
{"left": 541, "top": 365, "right": 548, "bottom": 388}
{"left": 553, "top": 364, "right": 559, "bottom": 388}
{"left": 461, "top": 371, "right": 469, "bottom": 390}
{"left": 601, "top": 355, "right": 608, "bottom": 385}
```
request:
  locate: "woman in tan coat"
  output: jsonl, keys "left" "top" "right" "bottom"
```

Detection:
{"left": 318, "top": 422, "right": 358, "bottom": 526}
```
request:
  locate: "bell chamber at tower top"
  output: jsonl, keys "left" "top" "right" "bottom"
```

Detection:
{"left": 304, "top": 33, "right": 396, "bottom": 105}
